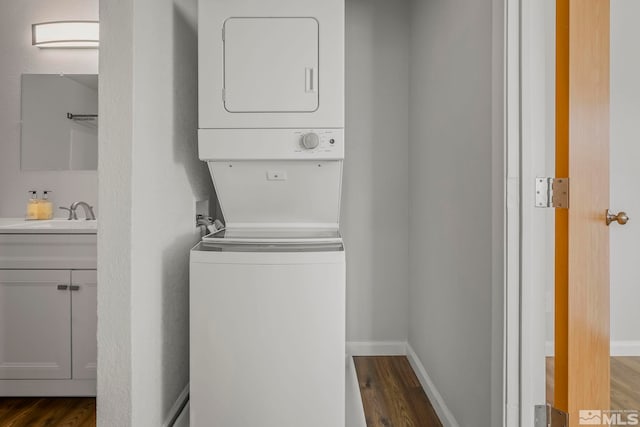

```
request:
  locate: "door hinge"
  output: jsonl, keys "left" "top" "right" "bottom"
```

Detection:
{"left": 535, "top": 177, "right": 569, "bottom": 208}
{"left": 535, "top": 404, "right": 568, "bottom": 427}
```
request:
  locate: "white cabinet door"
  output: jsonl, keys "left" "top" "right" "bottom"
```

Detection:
{"left": 0, "top": 270, "right": 71, "bottom": 380}
{"left": 224, "top": 17, "right": 319, "bottom": 112}
{"left": 71, "top": 270, "right": 97, "bottom": 380}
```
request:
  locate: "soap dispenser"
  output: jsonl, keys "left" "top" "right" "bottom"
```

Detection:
{"left": 26, "top": 190, "right": 39, "bottom": 220}
{"left": 39, "top": 190, "right": 53, "bottom": 220}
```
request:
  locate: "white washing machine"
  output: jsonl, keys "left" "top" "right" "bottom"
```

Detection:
{"left": 189, "top": 147, "right": 346, "bottom": 426}
{"left": 190, "top": 229, "right": 345, "bottom": 427}
{"left": 190, "top": 146, "right": 346, "bottom": 426}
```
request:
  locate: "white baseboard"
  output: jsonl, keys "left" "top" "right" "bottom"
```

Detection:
{"left": 406, "top": 344, "right": 460, "bottom": 427}
{"left": 347, "top": 341, "right": 407, "bottom": 356}
{"left": 162, "top": 383, "right": 190, "bottom": 427}
{"left": 0, "top": 378, "right": 95, "bottom": 396}
{"left": 546, "top": 340, "right": 640, "bottom": 356}
{"left": 172, "top": 402, "right": 189, "bottom": 427}
{"left": 546, "top": 340, "right": 553, "bottom": 357}
{"left": 611, "top": 341, "right": 640, "bottom": 356}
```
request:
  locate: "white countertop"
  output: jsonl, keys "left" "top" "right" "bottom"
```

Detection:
{"left": 0, "top": 218, "right": 97, "bottom": 234}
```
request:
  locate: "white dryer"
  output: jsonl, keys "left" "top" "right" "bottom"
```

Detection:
{"left": 198, "top": 0, "right": 344, "bottom": 131}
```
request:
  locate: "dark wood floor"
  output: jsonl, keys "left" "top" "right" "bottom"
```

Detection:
{"left": 354, "top": 356, "right": 443, "bottom": 427}
{"left": 0, "top": 397, "right": 95, "bottom": 427}
{"left": 546, "top": 356, "right": 640, "bottom": 410}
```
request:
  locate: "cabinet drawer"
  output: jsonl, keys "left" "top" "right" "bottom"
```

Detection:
{"left": 0, "top": 234, "right": 97, "bottom": 269}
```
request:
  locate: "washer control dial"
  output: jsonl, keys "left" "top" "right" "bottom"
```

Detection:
{"left": 301, "top": 133, "right": 320, "bottom": 149}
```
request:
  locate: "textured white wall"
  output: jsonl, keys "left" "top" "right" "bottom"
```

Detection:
{"left": 408, "top": 0, "right": 496, "bottom": 426}
{"left": 342, "top": 0, "right": 410, "bottom": 343}
{"left": 0, "top": 0, "right": 98, "bottom": 217}
{"left": 97, "top": 0, "right": 133, "bottom": 424}
{"left": 129, "top": 0, "right": 211, "bottom": 423}
{"left": 98, "top": 0, "right": 212, "bottom": 425}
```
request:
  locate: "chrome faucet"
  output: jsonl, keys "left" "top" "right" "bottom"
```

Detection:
{"left": 70, "top": 201, "right": 96, "bottom": 220}
{"left": 59, "top": 206, "right": 77, "bottom": 220}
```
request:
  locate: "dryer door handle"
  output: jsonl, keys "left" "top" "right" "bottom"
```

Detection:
{"left": 305, "top": 67, "right": 317, "bottom": 93}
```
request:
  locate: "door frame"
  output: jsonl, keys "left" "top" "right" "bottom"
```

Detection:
{"left": 503, "top": 0, "right": 554, "bottom": 425}
{"left": 503, "top": 0, "right": 523, "bottom": 425}
{"left": 504, "top": 0, "right": 614, "bottom": 424}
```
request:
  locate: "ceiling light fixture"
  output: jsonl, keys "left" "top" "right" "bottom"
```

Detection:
{"left": 32, "top": 21, "right": 99, "bottom": 49}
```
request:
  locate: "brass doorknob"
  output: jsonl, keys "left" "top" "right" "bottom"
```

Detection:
{"left": 606, "top": 209, "right": 629, "bottom": 226}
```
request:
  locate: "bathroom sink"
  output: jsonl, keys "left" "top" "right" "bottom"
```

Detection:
{"left": 0, "top": 218, "right": 97, "bottom": 234}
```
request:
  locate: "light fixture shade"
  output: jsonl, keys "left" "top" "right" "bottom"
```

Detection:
{"left": 32, "top": 21, "right": 99, "bottom": 48}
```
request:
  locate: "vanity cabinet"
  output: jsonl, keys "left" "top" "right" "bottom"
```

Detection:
{"left": 0, "top": 269, "right": 97, "bottom": 394}
{"left": 0, "top": 230, "right": 97, "bottom": 396}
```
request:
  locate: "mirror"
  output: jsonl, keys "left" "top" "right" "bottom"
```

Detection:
{"left": 20, "top": 74, "right": 98, "bottom": 171}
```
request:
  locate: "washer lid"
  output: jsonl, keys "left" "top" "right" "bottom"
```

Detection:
{"left": 202, "top": 227, "right": 342, "bottom": 245}
{"left": 209, "top": 159, "right": 342, "bottom": 227}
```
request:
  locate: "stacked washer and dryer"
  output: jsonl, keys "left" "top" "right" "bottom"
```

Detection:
{"left": 190, "top": 0, "right": 345, "bottom": 426}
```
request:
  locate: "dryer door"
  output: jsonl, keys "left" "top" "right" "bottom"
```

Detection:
{"left": 223, "top": 17, "right": 319, "bottom": 113}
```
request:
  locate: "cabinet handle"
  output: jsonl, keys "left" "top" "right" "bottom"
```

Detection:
{"left": 70, "top": 285, "right": 80, "bottom": 291}
{"left": 57, "top": 284, "right": 68, "bottom": 290}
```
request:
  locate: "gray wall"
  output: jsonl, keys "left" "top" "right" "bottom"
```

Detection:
{"left": 0, "top": 0, "right": 98, "bottom": 217}
{"left": 408, "top": 0, "right": 497, "bottom": 426}
{"left": 607, "top": 0, "right": 640, "bottom": 349}
{"left": 343, "top": 0, "right": 410, "bottom": 343}
{"left": 98, "top": 0, "right": 212, "bottom": 425}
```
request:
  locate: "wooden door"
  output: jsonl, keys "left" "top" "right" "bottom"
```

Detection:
{"left": 554, "top": 0, "right": 610, "bottom": 424}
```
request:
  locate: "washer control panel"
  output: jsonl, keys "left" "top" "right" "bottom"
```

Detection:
{"left": 198, "top": 128, "right": 344, "bottom": 160}
{"left": 293, "top": 130, "right": 342, "bottom": 156}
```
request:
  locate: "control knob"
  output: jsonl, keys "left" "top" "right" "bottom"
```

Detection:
{"left": 301, "top": 133, "right": 320, "bottom": 149}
